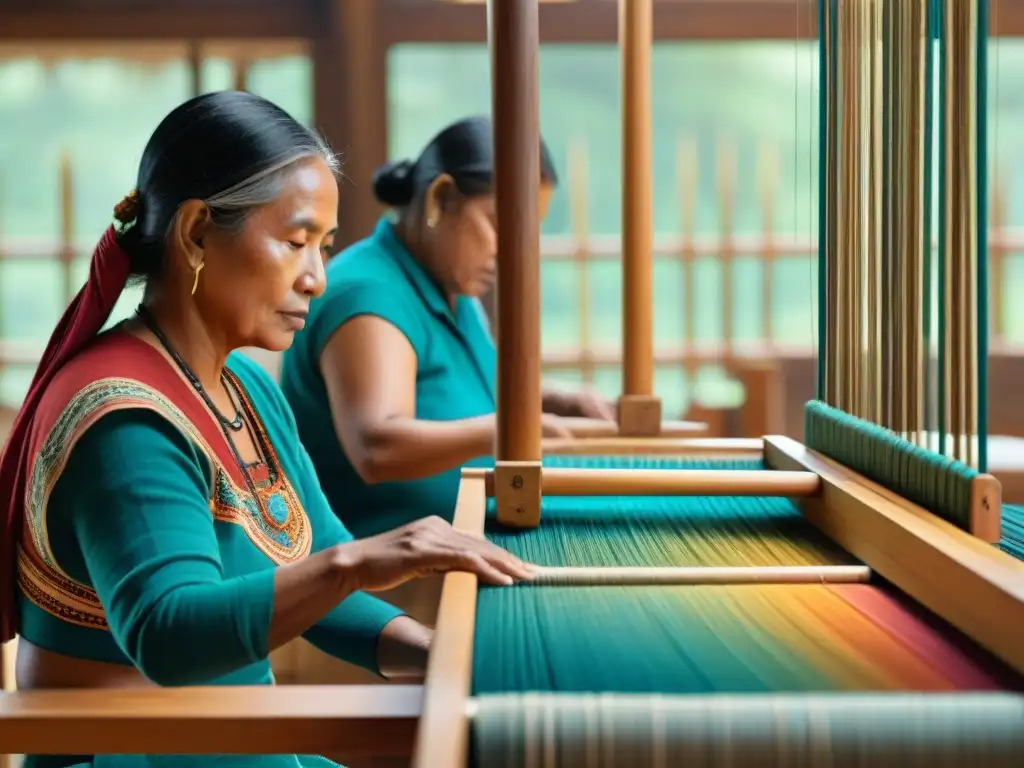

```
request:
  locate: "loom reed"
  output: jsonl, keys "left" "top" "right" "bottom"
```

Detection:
{"left": 821, "top": 0, "right": 986, "bottom": 469}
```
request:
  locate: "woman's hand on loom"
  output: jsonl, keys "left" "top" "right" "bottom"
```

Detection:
{"left": 336, "top": 516, "right": 537, "bottom": 592}
{"left": 376, "top": 615, "right": 433, "bottom": 681}
{"left": 543, "top": 388, "right": 616, "bottom": 421}
{"left": 542, "top": 413, "right": 574, "bottom": 438}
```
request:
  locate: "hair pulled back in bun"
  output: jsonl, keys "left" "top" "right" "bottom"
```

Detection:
{"left": 371, "top": 160, "right": 416, "bottom": 207}
{"left": 370, "top": 116, "right": 559, "bottom": 210}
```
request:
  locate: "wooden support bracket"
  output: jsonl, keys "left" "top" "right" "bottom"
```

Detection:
{"left": 616, "top": 394, "right": 662, "bottom": 437}
{"left": 970, "top": 473, "right": 1003, "bottom": 544}
{"left": 493, "top": 460, "right": 542, "bottom": 529}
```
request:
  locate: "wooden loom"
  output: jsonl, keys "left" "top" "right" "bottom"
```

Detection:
{"left": 411, "top": 0, "right": 1024, "bottom": 766}
{"left": 514, "top": 0, "right": 708, "bottom": 445}
{"left": 1, "top": 1, "right": 1022, "bottom": 768}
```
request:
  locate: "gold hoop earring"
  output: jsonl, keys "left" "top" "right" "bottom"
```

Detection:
{"left": 191, "top": 262, "right": 204, "bottom": 296}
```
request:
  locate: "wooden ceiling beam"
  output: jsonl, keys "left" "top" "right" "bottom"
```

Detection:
{"left": 1, "top": 0, "right": 1021, "bottom": 45}
{"left": 0, "top": 1, "right": 315, "bottom": 40}
{"left": 378, "top": 0, "right": 819, "bottom": 44}
{"left": 376, "top": 0, "right": 1024, "bottom": 44}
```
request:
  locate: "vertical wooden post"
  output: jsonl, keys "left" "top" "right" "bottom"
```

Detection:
{"left": 569, "top": 140, "right": 594, "bottom": 387}
{"left": 233, "top": 54, "right": 249, "bottom": 92}
{"left": 188, "top": 40, "right": 202, "bottom": 97}
{"left": 491, "top": 0, "right": 542, "bottom": 529}
{"left": 313, "top": 0, "right": 388, "bottom": 251}
{"left": 0, "top": 636, "right": 13, "bottom": 768}
{"left": 757, "top": 142, "right": 778, "bottom": 350}
{"left": 717, "top": 139, "right": 737, "bottom": 362}
{"left": 58, "top": 152, "right": 74, "bottom": 308}
{"left": 617, "top": 0, "right": 661, "bottom": 436}
{"left": 677, "top": 137, "right": 698, "bottom": 380}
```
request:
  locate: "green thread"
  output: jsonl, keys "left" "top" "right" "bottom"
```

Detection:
{"left": 805, "top": 400, "right": 977, "bottom": 530}
{"left": 936, "top": 0, "right": 948, "bottom": 455}
{"left": 976, "top": 0, "right": 990, "bottom": 472}
{"left": 816, "top": 0, "right": 831, "bottom": 400}
{"left": 922, "top": 0, "right": 936, "bottom": 445}
{"left": 1000, "top": 505, "right": 1023, "bottom": 561}
{"left": 486, "top": 455, "right": 851, "bottom": 568}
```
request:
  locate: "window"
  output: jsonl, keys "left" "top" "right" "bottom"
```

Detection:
{"left": 0, "top": 42, "right": 312, "bottom": 408}
{"left": 389, "top": 41, "right": 819, "bottom": 414}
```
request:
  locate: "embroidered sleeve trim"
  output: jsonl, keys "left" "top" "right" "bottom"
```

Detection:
{"left": 19, "top": 378, "right": 313, "bottom": 632}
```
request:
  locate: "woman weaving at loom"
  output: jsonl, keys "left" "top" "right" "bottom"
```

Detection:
{"left": 0, "top": 90, "right": 532, "bottom": 768}
{"left": 280, "top": 116, "right": 613, "bottom": 544}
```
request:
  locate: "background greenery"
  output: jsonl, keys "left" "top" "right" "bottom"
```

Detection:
{"left": 1, "top": 40, "right": 1021, "bottom": 414}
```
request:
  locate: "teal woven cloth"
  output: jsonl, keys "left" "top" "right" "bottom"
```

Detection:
{"left": 1000, "top": 505, "right": 1024, "bottom": 561}
{"left": 484, "top": 455, "right": 853, "bottom": 568}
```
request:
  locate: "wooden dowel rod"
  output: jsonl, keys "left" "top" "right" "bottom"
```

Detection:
{"left": 525, "top": 564, "right": 871, "bottom": 586}
{"left": 539, "top": 436, "right": 763, "bottom": 457}
{"left": 620, "top": 0, "right": 654, "bottom": 397}
{"left": 560, "top": 416, "right": 706, "bottom": 437}
{"left": 484, "top": 468, "right": 820, "bottom": 497}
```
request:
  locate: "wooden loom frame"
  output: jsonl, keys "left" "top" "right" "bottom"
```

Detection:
{"left": 411, "top": 0, "right": 1024, "bottom": 765}
{"left": 0, "top": 2, "right": 1019, "bottom": 767}
{"left": 412, "top": 442, "right": 1024, "bottom": 767}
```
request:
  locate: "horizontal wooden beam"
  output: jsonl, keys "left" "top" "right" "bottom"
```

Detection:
{"left": 0, "top": 684, "right": 421, "bottom": 755}
{"left": 3, "top": 0, "right": 1023, "bottom": 42}
{"left": 380, "top": 0, "right": 819, "bottom": 44}
{"left": 0, "top": 40, "right": 308, "bottom": 62}
{"left": 540, "top": 435, "right": 764, "bottom": 457}
{"left": 0, "top": 0, "right": 316, "bottom": 40}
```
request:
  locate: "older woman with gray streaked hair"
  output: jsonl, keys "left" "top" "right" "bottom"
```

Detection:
{"left": 0, "top": 90, "right": 533, "bottom": 768}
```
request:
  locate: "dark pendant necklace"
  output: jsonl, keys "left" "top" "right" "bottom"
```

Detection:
{"left": 135, "top": 304, "right": 284, "bottom": 529}
{"left": 137, "top": 305, "right": 243, "bottom": 432}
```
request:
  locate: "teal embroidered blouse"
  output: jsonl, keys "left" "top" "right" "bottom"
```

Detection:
{"left": 281, "top": 218, "right": 497, "bottom": 539}
{"left": 18, "top": 350, "right": 402, "bottom": 768}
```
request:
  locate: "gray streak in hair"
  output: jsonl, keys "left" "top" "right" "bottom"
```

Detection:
{"left": 201, "top": 140, "right": 340, "bottom": 234}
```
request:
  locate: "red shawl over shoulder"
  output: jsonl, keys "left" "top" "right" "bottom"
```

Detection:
{"left": 0, "top": 227, "right": 133, "bottom": 641}
{"left": 0, "top": 227, "right": 260, "bottom": 642}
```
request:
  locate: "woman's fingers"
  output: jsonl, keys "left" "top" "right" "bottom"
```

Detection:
{"left": 424, "top": 531, "right": 536, "bottom": 584}
{"left": 583, "top": 394, "right": 616, "bottom": 421}
{"left": 543, "top": 414, "right": 574, "bottom": 438}
{"left": 381, "top": 516, "right": 537, "bottom": 587}
{"left": 460, "top": 552, "right": 515, "bottom": 586}
{"left": 474, "top": 540, "right": 536, "bottom": 580}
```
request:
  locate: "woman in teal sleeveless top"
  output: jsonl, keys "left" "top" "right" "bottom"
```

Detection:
{"left": 280, "top": 117, "right": 613, "bottom": 541}
{"left": 0, "top": 92, "right": 532, "bottom": 768}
